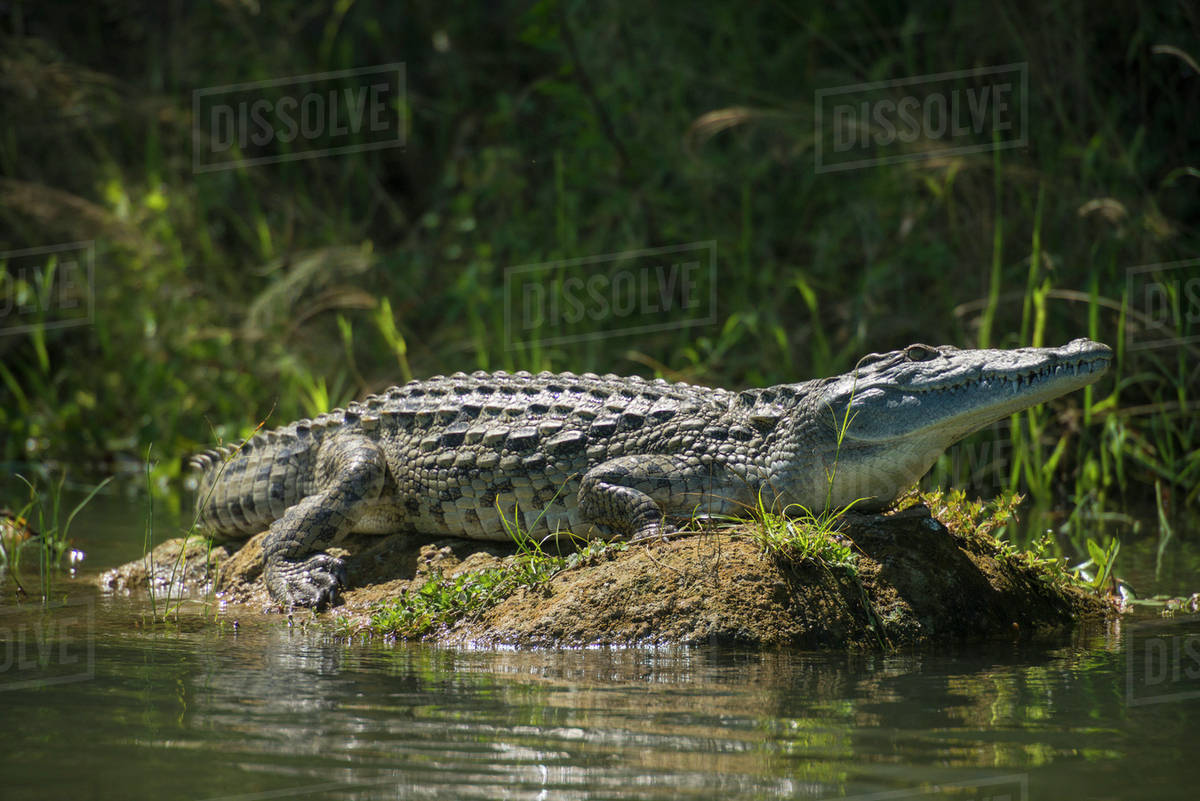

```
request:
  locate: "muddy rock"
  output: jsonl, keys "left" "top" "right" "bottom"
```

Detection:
{"left": 99, "top": 504, "right": 1112, "bottom": 646}
{"left": 99, "top": 536, "right": 234, "bottom": 596}
{"left": 447, "top": 510, "right": 1108, "bottom": 647}
{"left": 103, "top": 530, "right": 512, "bottom": 612}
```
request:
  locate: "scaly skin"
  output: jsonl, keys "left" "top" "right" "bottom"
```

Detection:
{"left": 190, "top": 339, "right": 1112, "bottom": 608}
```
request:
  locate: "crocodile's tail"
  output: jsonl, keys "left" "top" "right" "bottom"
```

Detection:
{"left": 188, "top": 426, "right": 320, "bottom": 539}
{"left": 187, "top": 446, "right": 232, "bottom": 474}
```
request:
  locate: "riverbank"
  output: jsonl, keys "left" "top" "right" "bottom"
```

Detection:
{"left": 99, "top": 493, "right": 1114, "bottom": 647}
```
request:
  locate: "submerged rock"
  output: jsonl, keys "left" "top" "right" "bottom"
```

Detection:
{"left": 99, "top": 536, "right": 234, "bottom": 596}
{"left": 99, "top": 499, "right": 1113, "bottom": 647}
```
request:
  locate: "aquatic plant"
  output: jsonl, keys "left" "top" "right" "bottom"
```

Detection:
{"left": 2, "top": 472, "right": 110, "bottom": 602}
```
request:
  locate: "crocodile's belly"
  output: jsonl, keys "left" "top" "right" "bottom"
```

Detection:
{"left": 354, "top": 464, "right": 752, "bottom": 542}
{"left": 353, "top": 470, "right": 593, "bottom": 542}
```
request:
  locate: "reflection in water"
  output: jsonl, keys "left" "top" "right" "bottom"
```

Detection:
{"left": 2, "top": 590, "right": 1199, "bottom": 800}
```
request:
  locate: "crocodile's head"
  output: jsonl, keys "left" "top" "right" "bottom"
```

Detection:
{"left": 797, "top": 338, "right": 1112, "bottom": 510}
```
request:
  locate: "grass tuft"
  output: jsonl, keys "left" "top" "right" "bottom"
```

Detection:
{"left": 744, "top": 492, "right": 857, "bottom": 571}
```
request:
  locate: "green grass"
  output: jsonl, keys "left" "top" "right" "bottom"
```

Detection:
{"left": 745, "top": 369, "right": 862, "bottom": 570}
{"left": 744, "top": 492, "right": 857, "bottom": 571}
{"left": 363, "top": 567, "right": 513, "bottom": 640}
{"left": 908, "top": 488, "right": 1024, "bottom": 541}
{"left": 142, "top": 445, "right": 216, "bottom": 622}
{"left": 923, "top": 488, "right": 1083, "bottom": 587}
{"left": 358, "top": 541, "right": 627, "bottom": 640}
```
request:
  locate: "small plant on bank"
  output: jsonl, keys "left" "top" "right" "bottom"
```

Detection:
{"left": 911, "top": 487, "right": 1062, "bottom": 577}
{"left": 498, "top": 503, "right": 565, "bottom": 590}
{"left": 745, "top": 492, "right": 857, "bottom": 571}
{"left": 906, "top": 487, "right": 1023, "bottom": 541}
{"left": 2, "top": 472, "right": 111, "bottom": 601}
{"left": 143, "top": 442, "right": 233, "bottom": 623}
{"left": 367, "top": 567, "right": 513, "bottom": 639}
{"left": 1003, "top": 529, "right": 1079, "bottom": 590}
{"left": 911, "top": 487, "right": 1123, "bottom": 596}
{"left": 362, "top": 561, "right": 549, "bottom": 640}
{"left": 1071, "top": 536, "right": 1122, "bottom": 594}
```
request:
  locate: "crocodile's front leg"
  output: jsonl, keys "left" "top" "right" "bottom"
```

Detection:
{"left": 262, "top": 435, "right": 386, "bottom": 609}
{"left": 579, "top": 455, "right": 737, "bottom": 540}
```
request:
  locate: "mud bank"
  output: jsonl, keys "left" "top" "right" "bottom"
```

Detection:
{"left": 99, "top": 498, "right": 1112, "bottom": 647}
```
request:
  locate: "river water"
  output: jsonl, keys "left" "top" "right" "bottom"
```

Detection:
{"left": 2, "top": 490, "right": 1199, "bottom": 800}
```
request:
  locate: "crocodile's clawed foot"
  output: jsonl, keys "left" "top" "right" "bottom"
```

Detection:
{"left": 266, "top": 553, "right": 347, "bottom": 610}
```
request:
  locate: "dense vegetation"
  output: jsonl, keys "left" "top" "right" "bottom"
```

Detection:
{"left": 1, "top": 1, "right": 1196, "bottom": 538}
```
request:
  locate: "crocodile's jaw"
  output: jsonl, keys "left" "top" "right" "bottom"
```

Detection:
{"left": 798, "top": 338, "right": 1112, "bottom": 510}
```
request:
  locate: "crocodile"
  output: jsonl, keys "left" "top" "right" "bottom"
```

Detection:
{"left": 190, "top": 338, "right": 1112, "bottom": 608}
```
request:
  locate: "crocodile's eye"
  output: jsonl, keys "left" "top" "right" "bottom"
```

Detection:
{"left": 905, "top": 345, "right": 938, "bottom": 362}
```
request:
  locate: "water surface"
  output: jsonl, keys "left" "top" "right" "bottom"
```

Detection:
{"left": 2, "top": 490, "right": 1198, "bottom": 800}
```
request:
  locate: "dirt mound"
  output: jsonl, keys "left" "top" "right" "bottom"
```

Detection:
{"left": 99, "top": 501, "right": 1111, "bottom": 647}
{"left": 447, "top": 510, "right": 1107, "bottom": 647}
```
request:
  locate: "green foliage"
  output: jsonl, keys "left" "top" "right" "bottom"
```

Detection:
{"left": 1000, "top": 529, "right": 1078, "bottom": 591}
{"left": 746, "top": 354, "right": 861, "bottom": 569}
{"left": 1072, "top": 536, "right": 1122, "bottom": 594}
{"left": 913, "top": 488, "right": 1023, "bottom": 542}
{"left": 363, "top": 539, "right": 627, "bottom": 640}
{"left": 496, "top": 500, "right": 570, "bottom": 588}
{"left": 914, "top": 488, "right": 1122, "bottom": 595}
{"left": 143, "top": 446, "right": 213, "bottom": 622}
{"left": 367, "top": 567, "right": 513, "bottom": 639}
